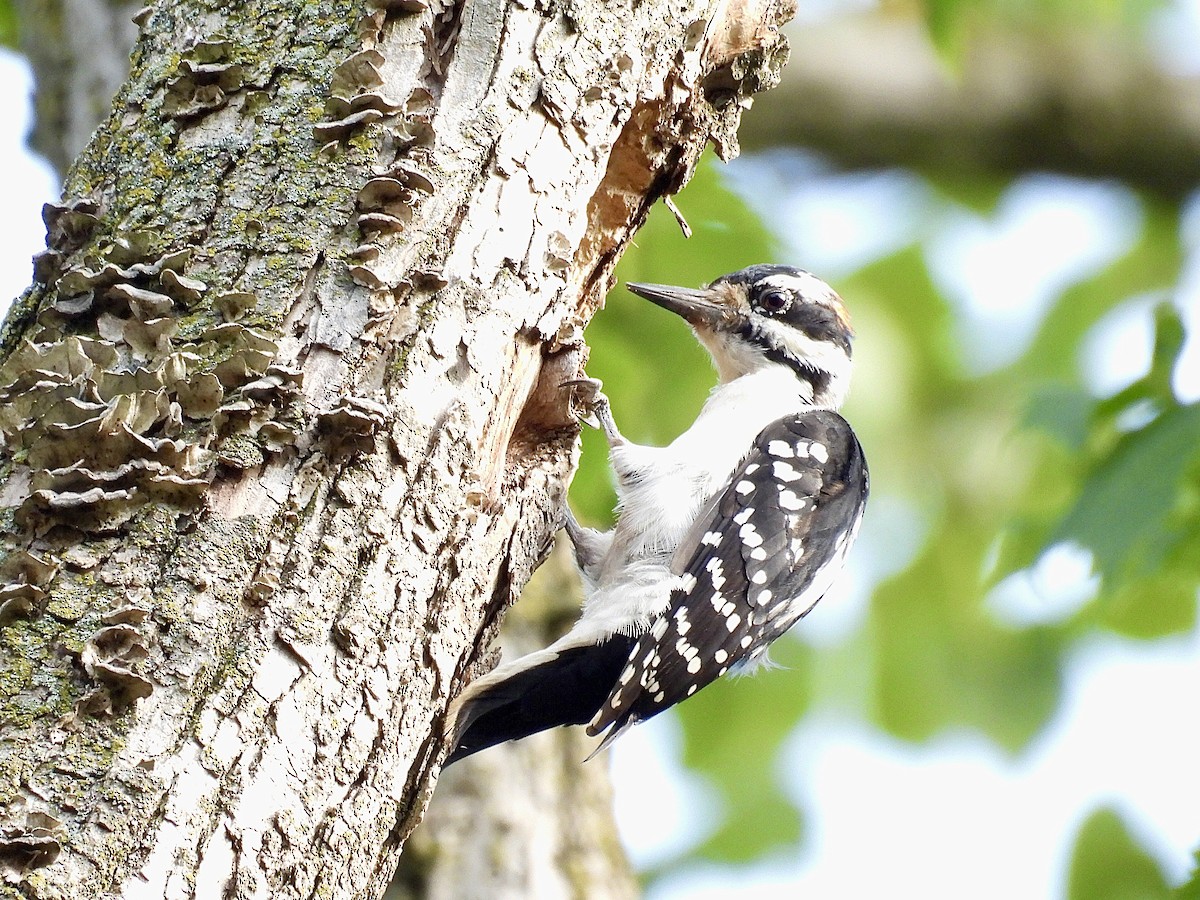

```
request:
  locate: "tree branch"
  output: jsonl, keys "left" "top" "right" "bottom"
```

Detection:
{"left": 741, "top": 15, "right": 1200, "bottom": 199}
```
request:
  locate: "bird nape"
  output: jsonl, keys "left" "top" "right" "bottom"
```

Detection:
{"left": 445, "top": 264, "right": 869, "bottom": 766}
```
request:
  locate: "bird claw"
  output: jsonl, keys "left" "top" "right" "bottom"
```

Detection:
{"left": 561, "top": 377, "right": 605, "bottom": 428}
{"left": 561, "top": 505, "right": 584, "bottom": 540}
{"left": 560, "top": 377, "right": 622, "bottom": 444}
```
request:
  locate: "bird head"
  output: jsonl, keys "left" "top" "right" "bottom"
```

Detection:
{"left": 627, "top": 264, "right": 854, "bottom": 408}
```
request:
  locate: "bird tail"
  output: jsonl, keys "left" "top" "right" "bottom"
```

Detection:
{"left": 445, "top": 634, "right": 637, "bottom": 766}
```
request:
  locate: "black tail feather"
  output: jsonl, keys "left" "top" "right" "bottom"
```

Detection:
{"left": 446, "top": 634, "right": 637, "bottom": 766}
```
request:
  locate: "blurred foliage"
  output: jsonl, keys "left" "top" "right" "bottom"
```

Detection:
{"left": 673, "top": 639, "right": 813, "bottom": 864}
{"left": 1067, "top": 807, "right": 1172, "bottom": 900}
{"left": 915, "top": 0, "right": 1165, "bottom": 57}
{"left": 1177, "top": 850, "right": 1200, "bottom": 899}
{"left": 0, "top": 0, "right": 15, "bottom": 49}
{"left": 576, "top": 127, "right": 1199, "bottom": 882}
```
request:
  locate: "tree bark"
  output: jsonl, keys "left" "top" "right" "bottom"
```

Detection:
{"left": 0, "top": 0, "right": 792, "bottom": 898}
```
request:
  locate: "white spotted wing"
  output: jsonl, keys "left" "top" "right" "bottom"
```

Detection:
{"left": 588, "top": 409, "right": 868, "bottom": 748}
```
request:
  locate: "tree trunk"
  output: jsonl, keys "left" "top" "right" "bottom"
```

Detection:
{"left": 0, "top": 0, "right": 793, "bottom": 897}
{"left": 17, "top": 3, "right": 1200, "bottom": 202}
{"left": 388, "top": 545, "right": 638, "bottom": 900}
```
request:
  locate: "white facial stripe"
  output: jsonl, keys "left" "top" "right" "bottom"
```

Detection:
{"left": 759, "top": 272, "right": 838, "bottom": 304}
{"left": 756, "top": 319, "right": 850, "bottom": 374}
{"left": 695, "top": 320, "right": 851, "bottom": 407}
{"left": 755, "top": 318, "right": 851, "bottom": 407}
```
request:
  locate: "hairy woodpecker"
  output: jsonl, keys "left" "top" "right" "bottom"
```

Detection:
{"left": 446, "top": 264, "right": 868, "bottom": 764}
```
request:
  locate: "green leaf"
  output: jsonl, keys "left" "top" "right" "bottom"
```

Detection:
{"left": 1054, "top": 402, "right": 1200, "bottom": 587}
{"left": 841, "top": 246, "right": 960, "bottom": 389}
{"left": 0, "top": 0, "right": 16, "bottom": 48}
{"left": 835, "top": 246, "right": 1074, "bottom": 749}
{"left": 871, "top": 523, "right": 1065, "bottom": 750}
{"left": 1025, "top": 384, "right": 1095, "bottom": 450}
{"left": 1148, "top": 302, "right": 1187, "bottom": 400}
{"left": 1068, "top": 807, "right": 1171, "bottom": 900}
{"left": 1174, "top": 847, "right": 1200, "bottom": 898}
{"left": 1011, "top": 306, "right": 1198, "bottom": 636}
{"left": 923, "top": 0, "right": 966, "bottom": 60}
{"left": 1098, "top": 572, "right": 1197, "bottom": 638}
{"left": 697, "top": 786, "right": 801, "bottom": 865}
{"left": 1089, "top": 303, "right": 1188, "bottom": 454}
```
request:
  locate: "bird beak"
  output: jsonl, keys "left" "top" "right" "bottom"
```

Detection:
{"left": 626, "top": 281, "right": 736, "bottom": 330}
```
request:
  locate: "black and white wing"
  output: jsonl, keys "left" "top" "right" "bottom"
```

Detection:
{"left": 588, "top": 408, "right": 868, "bottom": 748}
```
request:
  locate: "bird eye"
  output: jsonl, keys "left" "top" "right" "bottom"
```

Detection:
{"left": 758, "top": 289, "right": 790, "bottom": 313}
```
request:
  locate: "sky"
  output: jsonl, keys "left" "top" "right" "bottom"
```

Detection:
{"left": 2, "top": 12, "right": 1200, "bottom": 896}
{"left": 0, "top": 51, "right": 58, "bottom": 311}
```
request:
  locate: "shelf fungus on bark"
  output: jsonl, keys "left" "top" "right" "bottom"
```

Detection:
{"left": 76, "top": 622, "right": 155, "bottom": 712}
{"left": 318, "top": 396, "right": 389, "bottom": 456}
{"left": 0, "top": 551, "right": 59, "bottom": 625}
{"left": 0, "top": 810, "right": 66, "bottom": 883}
{"left": 162, "top": 40, "right": 246, "bottom": 120}
{"left": 317, "top": 48, "right": 405, "bottom": 143}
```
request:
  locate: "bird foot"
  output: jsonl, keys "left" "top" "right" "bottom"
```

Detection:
{"left": 560, "top": 378, "right": 623, "bottom": 445}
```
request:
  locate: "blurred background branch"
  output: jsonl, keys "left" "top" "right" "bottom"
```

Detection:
{"left": 11, "top": 0, "right": 141, "bottom": 175}
{"left": 746, "top": 13, "right": 1200, "bottom": 199}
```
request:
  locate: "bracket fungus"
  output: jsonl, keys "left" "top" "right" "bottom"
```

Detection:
{"left": 318, "top": 396, "right": 389, "bottom": 455}
{"left": 0, "top": 811, "right": 66, "bottom": 883}
{"left": 163, "top": 40, "right": 246, "bottom": 119}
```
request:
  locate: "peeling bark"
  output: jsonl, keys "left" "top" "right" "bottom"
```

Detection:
{"left": 0, "top": 0, "right": 793, "bottom": 897}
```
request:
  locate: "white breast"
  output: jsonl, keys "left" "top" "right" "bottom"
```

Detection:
{"left": 576, "top": 369, "right": 810, "bottom": 635}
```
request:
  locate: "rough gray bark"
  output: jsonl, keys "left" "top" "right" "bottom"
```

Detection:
{"left": 389, "top": 546, "right": 637, "bottom": 900}
{"left": 0, "top": 0, "right": 792, "bottom": 898}
{"left": 743, "top": 14, "right": 1200, "bottom": 199}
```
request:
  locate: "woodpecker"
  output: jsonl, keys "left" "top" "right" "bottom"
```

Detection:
{"left": 446, "top": 264, "right": 868, "bottom": 764}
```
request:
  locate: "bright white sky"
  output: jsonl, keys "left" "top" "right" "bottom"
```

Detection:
{"left": 3, "top": 12, "right": 1200, "bottom": 894}
{"left": 0, "top": 52, "right": 58, "bottom": 310}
